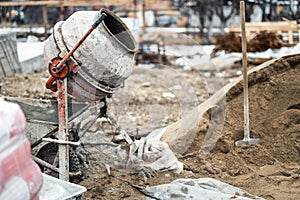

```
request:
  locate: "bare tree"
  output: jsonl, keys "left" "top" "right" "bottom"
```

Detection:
{"left": 188, "top": 0, "right": 214, "bottom": 43}
{"left": 288, "top": 0, "right": 299, "bottom": 21}
{"left": 245, "top": 0, "right": 276, "bottom": 21}
{"left": 214, "top": 0, "right": 237, "bottom": 34}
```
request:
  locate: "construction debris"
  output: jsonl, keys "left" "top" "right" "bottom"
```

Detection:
{"left": 212, "top": 31, "right": 285, "bottom": 57}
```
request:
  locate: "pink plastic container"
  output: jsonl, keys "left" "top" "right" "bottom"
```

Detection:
{"left": 0, "top": 98, "right": 43, "bottom": 200}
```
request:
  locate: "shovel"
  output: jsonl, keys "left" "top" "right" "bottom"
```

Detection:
{"left": 235, "top": 1, "right": 260, "bottom": 147}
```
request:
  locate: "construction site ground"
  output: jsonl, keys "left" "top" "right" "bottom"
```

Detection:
{"left": 1, "top": 47, "right": 300, "bottom": 200}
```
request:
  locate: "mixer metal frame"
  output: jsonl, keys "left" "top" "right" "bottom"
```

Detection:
{"left": 3, "top": 96, "right": 108, "bottom": 180}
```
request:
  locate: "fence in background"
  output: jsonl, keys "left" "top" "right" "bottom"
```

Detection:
{"left": 229, "top": 21, "right": 300, "bottom": 45}
{"left": 0, "top": 33, "right": 21, "bottom": 78}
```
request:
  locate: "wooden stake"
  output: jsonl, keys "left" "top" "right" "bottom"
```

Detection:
{"left": 42, "top": 6, "right": 48, "bottom": 39}
{"left": 142, "top": 0, "right": 146, "bottom": 34}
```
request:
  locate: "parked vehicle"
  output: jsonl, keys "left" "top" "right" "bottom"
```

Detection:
{"left": 155, "top": 14, "right": 178, "bottom": 27}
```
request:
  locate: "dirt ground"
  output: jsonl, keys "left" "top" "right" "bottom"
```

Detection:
{"left": 1, "top": 54, "right": 300, "bottom": 200}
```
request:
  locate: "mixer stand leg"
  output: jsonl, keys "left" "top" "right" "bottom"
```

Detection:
{"left": 57, "top": 78, "right": 69, "bottom": 181}
{"left": 106, "top": 115, "right": 133, "bottom": 144}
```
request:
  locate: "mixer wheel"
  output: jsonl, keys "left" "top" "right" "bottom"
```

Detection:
{"left": 36, "top": 143, "right": 81, "bottom": 182}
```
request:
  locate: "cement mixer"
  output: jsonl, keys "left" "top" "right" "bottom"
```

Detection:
{"left": 44, "top": 8, "right": 137, "bottom": 102}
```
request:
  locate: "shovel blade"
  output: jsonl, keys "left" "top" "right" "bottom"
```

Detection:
{"left": 235, "top": 138, "right": 260, "bottom": 147}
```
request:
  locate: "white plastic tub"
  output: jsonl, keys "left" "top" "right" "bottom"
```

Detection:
{"left": 39, "top": 174, "right": 87, "bottom": 200}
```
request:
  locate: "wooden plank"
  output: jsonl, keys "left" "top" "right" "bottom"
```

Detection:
{"left": 229, "top": 20, "right": 300, "bottom": 44}
{"left": 229, "top": 21, "right": 299, "bottom": 32}
{"left": 0, "top": 0, "right": 130, "bottom": 7}
{"left": 0, "top": 0, "right": 158, "bottom": 7}
{"left": 0, "top": 1, "right": 58, "bottom": 6}
{"left": 288, "top": 30, "right": 293, "bottom": 44}
{"left": 230, "top": 26, "right": 299, "bottom": 32}
{"left": 246, "top": 21, "right": 297, "bottom": 26}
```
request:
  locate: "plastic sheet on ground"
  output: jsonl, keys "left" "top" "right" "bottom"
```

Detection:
{"left": 128, "top": 126, "right": 183, "bottom": 175}
{"left": 136, "top": 178, "right": 265, "bottom": 200}
{"left": 80, "top": 126, "right": 183, "bottom": 176}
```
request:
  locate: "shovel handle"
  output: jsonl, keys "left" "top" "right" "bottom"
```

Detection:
{"left": 240, "top": 1, "right": 250, "bottom": 139}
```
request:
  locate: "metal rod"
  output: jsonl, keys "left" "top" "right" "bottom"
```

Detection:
{"left": 27, "top": 119, "right": 58, "bottom": 126}
{"left": 107, "top": 115, "right": 133, "bottom": 144}
{"left": 79, "top": 113, "right": 102, "bottom": 138}
{"left": 33, "top": 156, "right": 59, "bottom": 173}
{"left": 42, "top": 138, "right": 81, "bottom": 146}
{"left": 30, "top": 127, "right": 58, "bottom": 148}
{"left": 68, "top": 101, "right": 104, "bottom": 127}
{"left": 240, "top": 1, "right": 250, "bottom": 140}
{"left": 33, "top": 156, "right": 82, "bottom": 177}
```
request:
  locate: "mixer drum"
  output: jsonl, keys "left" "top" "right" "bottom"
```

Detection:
{"left": 44, "top": 8, "right": 137, "bottom": 101}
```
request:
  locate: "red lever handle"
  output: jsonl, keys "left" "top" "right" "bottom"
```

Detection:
{"left": 45, "top": 75, "right": 57, "bottom": 92}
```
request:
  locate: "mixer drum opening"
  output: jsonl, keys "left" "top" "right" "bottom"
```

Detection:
{"left": 101, "top": 9, "right": 136, "bottom": 52}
